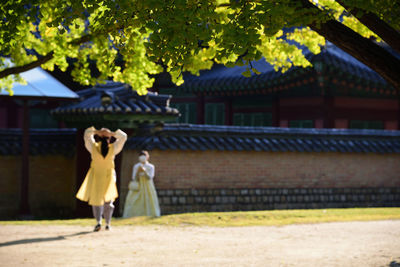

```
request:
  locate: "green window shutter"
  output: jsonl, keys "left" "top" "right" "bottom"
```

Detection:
{"left": 205, "top": 103, "right": 214, "bottom": 124}
{"left": 241, "top": 113, "right": 251, "bottom": 126}
{"left": 171, "top": 103, "right": 196, "bottom": 123}
{"left": 264, "top": 113, "right": 272, "bottom": 126}
{"left": 233, "top": 113, "right": 243, "bottom": 126}
{"left": 188, "top": 103, "right": 197, "bottom": 124}
{"left": 252, "top": 113, "right": 264, "bottom": 126}
{"left": 216, "top": 103, "right": 225, "bottom": 125}
{"left": 289, "top": 120, "right": 314, "bottom": 128}
{"left": 368, "top": 121, "right": 384, "bottom": 130}
{"left": 349, "top": 120, "right": 364, "bottom": 129}
{"left": 183, "top": 104, "right": 189, "bottom": 123}
{"left": 350, "top": 120, "right": 383, "bottom": 130}
{"left": 302, "top": 120, "right": 314, "bottom": 128}
{"left": 233, "top": 112, "right": 272, "bottom": 127}
{"left": 205, "top": 103, "right": 225, "bottom": 125}
{"left": 289, "top": 120, "right": 300, "bottom": 128}
{"left": 30, "top": 109, "right": 58, "bottom": 128}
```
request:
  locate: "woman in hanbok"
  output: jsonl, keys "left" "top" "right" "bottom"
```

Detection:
{"left": 123, "top": 150, "right": 161, "bottom": 218}
{"left": 76, "top": 126, "right": 127, "bottom": 231}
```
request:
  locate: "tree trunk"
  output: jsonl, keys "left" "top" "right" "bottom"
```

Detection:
{"left": 336, "top": 1, "right": 400, "bottom": 54}
{"left": 299, "top": 0, "right": 400, "bottom": 90}
{"left": 309, "top": 19, "right": 400, "bottom": 90}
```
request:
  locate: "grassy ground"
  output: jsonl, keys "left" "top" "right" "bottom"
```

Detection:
{"left": 1, "top": 208, "right": 399, "bottom": 227}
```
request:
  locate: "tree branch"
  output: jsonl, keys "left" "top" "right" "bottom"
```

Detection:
{"left": 0, "top": 52, "right": 54, "bottom": 79}
{"left": 0, "top": 25, "right": 118, "bottom": 80}
{"left": 299, "top": 0, "right": 400, "bottom": 90}
{"left": 336, "top": 0, "right": 400, "bottom": 54}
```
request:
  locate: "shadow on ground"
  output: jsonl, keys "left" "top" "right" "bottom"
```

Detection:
{"left": 390, "top": 261, "right": 400, "bottom": 267}
{"left": 0, "top": 231, "right": 92, "bottom": 247}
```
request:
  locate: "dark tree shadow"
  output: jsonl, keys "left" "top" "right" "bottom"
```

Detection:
{"left": 390, "top": 262, "right": 400, "bottom": 267}
{"left": 0, "top": 231, "right": 92, "bottom": 247}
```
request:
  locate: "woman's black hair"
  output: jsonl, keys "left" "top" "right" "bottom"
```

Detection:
{"left": 100, "top": 137, "right": 109, "bottom": 158}
{"left": 139, "top": 150, "right": 149, "bottom": 157}
{"left": 94, "top": 134, "right": 113, "bottom": 158}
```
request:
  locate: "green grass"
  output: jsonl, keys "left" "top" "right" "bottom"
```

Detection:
{"left": 1, "top": 208, "right": 399, "bottom": 227}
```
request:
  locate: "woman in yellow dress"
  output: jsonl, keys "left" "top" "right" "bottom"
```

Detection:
{"left": 123, "top": 150, "right": 161, "bottom": 218}
{"left": 76, "top": 126, "right": 127, "bottom": 231}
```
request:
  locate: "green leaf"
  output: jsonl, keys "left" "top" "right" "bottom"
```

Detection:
{"left": 242, "top": 69, "right": 252, "bottom": 78}
{"left": 251, "top": 68, "right": 261, "bottom": 75}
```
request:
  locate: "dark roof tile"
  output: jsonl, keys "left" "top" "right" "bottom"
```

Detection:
{"left": 0, "top": 129, "right": 75, "bottom": 156}
{"left": 180, "top": 43, "right": 394, "bottom": 93}
{"left": 128, "top": 124, "right": 400, "bottom": 154}
{"left": 51, "top": 81, "right": 180, "bottom": 117}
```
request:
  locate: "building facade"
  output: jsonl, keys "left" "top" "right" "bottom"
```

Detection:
{"left": 161, "top": 44, "right": 399, "bottom": 131}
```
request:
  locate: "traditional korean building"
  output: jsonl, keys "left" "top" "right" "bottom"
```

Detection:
{"left": 161, "top": 43, "right": 399, "bottom": 131}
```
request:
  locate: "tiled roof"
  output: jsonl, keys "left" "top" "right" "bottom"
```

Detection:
{"left": 1, "top": 124, "right": 399, "bottom": 155}
{"left": 180, "top": 43, "right": 394, "bottom": 93}
{"left": 0, "top": 129, "right": 76, "bottom": 156}
{"left": 51, "top": 81, "right": 180, "bottom": 116}
{"left": 127, "top": 124, "right": 400, "bottom": 153}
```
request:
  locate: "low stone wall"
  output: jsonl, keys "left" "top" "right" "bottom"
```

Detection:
{"left": 156, "top": 187, "right": 400, "bottom": 214}
{"left": 120, "top": 149, "right": 400, "bottom": 215}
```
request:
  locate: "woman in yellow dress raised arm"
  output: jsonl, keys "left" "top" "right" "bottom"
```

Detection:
{"left": 76, "top": 126, "right": 127, "bottom": 231}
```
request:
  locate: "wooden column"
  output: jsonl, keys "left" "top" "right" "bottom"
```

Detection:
{"left": 113, "top": 152, "right": 123, "bottom": 216}
{"left": 272, "top": 97, "right": 280, "bottom": 127}
{"left": 398, "top": 95, "right": 400, "bottom": 130}
{"left": 20, "top": 100, "right": 30, "bottom": 215}
{"left": 75, "top": 128, "right": 92, "bottom": 217}
{"left": 323, "top": 96, "right": 335, "bottom": 128}
{"left": 225, "top": 98, "right": 232, "bottom": 125}
{"left": 197, "top": 94, "right": 205, "bottom": 124}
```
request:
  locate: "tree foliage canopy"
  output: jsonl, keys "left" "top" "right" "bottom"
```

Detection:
{"left": 1, "top": 0, "right": 399, "bottom": 95}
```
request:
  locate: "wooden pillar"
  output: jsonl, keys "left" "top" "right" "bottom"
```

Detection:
{"left": 7, "top": 100, "right": 18, "bottom": 128}
{"left": 20, "top": 100, "right": 30, "bottom": 215}
{"left": 75, "top": 128, "right": 92, "bottom": 217}
{"left": 113, "top": 152, "right": 123, "bottom": 216}
{"left": 197, "top": 94, "right": 205, "bottom": 124}
{"left": 225, "top": 98, "right": 232, "bottom": 125}
{"left": 272, "top": 97, "right": 280, "bottom": 127}
{"left": 323, "top": 96, "right": 335, "bottom": 128}
{"left": 398, "top": 95, "right": 400, "bottom": 130}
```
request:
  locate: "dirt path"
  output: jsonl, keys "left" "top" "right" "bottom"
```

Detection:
{"left": 0, "top": 220, "right": 399, "bottom": 267}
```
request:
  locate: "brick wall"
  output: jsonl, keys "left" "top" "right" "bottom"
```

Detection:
{"left": 3, "top": 149, "right": 398, "bottom": 218}
{"left": 0, "top": 155, "right": 76, "bottom": 218}
{"left": 119, "top": 150, "right": 400, "bottom": 214}
{"left": 29, "top": 155, "right": 76, "bottom": 217}
{"left": 0, "top": 156, "right": 21, "bottom": 217}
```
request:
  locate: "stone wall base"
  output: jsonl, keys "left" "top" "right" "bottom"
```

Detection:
{"left": 157, "top": 187, "right": 400, "bottom": 214}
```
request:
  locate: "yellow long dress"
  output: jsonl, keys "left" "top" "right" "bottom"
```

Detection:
{"left": 123, "top": 163, "right": 160, "bottom": 217}
{"left": 76, "top": 143, "right": 118, "bottom": 206}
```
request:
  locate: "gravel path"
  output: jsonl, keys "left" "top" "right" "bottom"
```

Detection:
{"left": 0, "top": 220, "right": 399, "bottom": 267}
